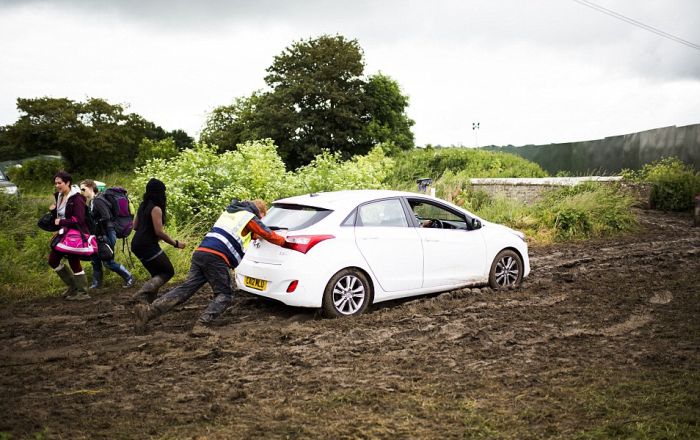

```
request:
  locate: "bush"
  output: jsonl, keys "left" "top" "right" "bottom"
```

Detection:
{"left": 133, "top": 140, "right": 394, "bottom": 229}
{"left": 387, "top": 147, "right": 548, "bottom": 186}
{"left": 439, "top": 179, "right": 637, "bottom": 244}
{"left": 622, "top": 157, "right": 700, "bottom": 211}
{"left": 537, "top": 183, "right": 637, "bottom": 240}
{"left": 6, "top": 158, "right": 66, "bottom": 185}
{"left": 290, "top": 145, "right": 393, "bottom": 193}
{"left": 135, "top": 138, "right": 180, "bottom": 167}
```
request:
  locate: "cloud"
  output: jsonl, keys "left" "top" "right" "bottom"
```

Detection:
{"left": 0, "top": 0, "right": 698, "bottom": 146}
{"left": 3, "top": 0, "right": 698, "bottom": 80}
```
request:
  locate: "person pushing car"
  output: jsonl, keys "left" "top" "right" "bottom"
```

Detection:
{"left": 133, "top": 198, "right": 285, "bottom": 334}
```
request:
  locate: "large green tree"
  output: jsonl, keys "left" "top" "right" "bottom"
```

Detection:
{"left": 1, "top": 97, "right": 192, "bottom": 173}
{"left": 201, "top": 35, "right": 415, "bottom": 169}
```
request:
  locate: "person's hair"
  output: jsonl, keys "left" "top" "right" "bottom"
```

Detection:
{"left": 252, "top": 199, "right": 268, "bottom": 217}
{"left": 79, "top": 179, "right": 98, "bottom": 193}
{"left": 54, "top": 171, "right": 72, "bottom": 186}
{"left": 138, "top": 178, "right": 167, "bottom": 225}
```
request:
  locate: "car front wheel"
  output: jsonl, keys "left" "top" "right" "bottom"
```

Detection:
{"left": 488, "top": 249, "right": 523, "bottom": 289}
{"left": 322, "top": 269, "right": 371, "bottom": 318}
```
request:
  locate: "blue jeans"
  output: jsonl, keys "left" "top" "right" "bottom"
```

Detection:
{"left": 91, "top": 229, "right": 132, "bottom": 284}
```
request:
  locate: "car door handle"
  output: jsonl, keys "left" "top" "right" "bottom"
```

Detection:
{"left": 425, "top": 239, "right": 440, "bottom": 242}
{"left": 359, "top": 237, "right": 380, "bottom": 240}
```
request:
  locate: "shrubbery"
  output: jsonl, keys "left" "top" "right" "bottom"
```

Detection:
{"left": 5, "top": 157, "right": 66, "bottom": 185}
{"left": 387, "top": 147, "right": 548, "bottom": 186}
{"left": 623, "top": 157, "right": 699, "bottom": 211}
{"left": 133, "top": 139, "right": 393, "bottom": 228}
{"left": 135, "top": 138, "right": 180, "bottom": 167}
{"left": 435, "top": 181, "right": 637, "bottom": 243}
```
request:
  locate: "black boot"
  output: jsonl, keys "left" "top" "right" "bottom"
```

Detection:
{"left": 132, "top": 275, "right": 166, "bottom": 304}
{"left": 133, "top": 303, "right": 160, "bottom": 333}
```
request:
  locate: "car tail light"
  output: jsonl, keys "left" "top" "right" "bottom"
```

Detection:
{"left": 283, "top": 234, "right": 335, "bottom": 254}
{"left": 286, "top": 280, "right": 299, "bottom": 293}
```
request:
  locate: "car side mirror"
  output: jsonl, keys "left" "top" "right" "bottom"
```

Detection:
{"left": 471, "top": 218, "right": 482, "bottom": 230}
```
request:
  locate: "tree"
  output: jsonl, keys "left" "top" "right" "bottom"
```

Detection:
{"left": 363, "top": 73, "right": 415, "bottom": 154}
{"left": 1, "top": 97, "right": 190, "bottom": 173}
{"left": 263, "top": 35, "right": 368, "bottom": 168}
{"left": 200, "top": 94, "right": 265, "bottom": 151}
{"left": 201, "top": 34, "right": 415, "bottom": 169}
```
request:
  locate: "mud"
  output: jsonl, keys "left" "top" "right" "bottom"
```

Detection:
{"left": 1, "top": 209, "right": 698, "bottom": 439}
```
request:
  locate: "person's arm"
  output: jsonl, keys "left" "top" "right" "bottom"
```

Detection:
{"left": 49, "top": 193, "right": 58, "bottom": 217}
{"left": 151, "top": 206, "right": 185, "bottom": 249}
{"left": 92, "top": 198, "right": 112, "bottom": 232}
{"left": 246, "top": 217, "right": 286, "bottom": 247}
{"left": 58, "top": 196, "right": 86, "bottom": 229}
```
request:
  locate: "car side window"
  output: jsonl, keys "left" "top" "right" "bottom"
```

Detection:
{"left": 409, "top": 199, "right": 468, "bottom": 230}
{"left": 358, "top": 199, "right": 409, "bottom": 227}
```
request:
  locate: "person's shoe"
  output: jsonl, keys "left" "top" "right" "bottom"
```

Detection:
{"left": 66, "top": 292, "right": 91, "bottom": 301}
{"left": 132, "top": 291, "right": 156, "bottom": 304}
{"left": 133, "top": 303, "right": 158, "bottom": 333}
{"left": 132, "top": 275, "right": 166, "bottom": 303}
{"left": 123, "top": 275, "right": 135, "bottom": 288}
{"left": 55, "top": 265, "right": 77, "bottom": 298}
{"left": 90, "top": 271, "right": 103, "bottom": 290}
{"left": 67, "top": 273, "right": 91, "bottom": 301}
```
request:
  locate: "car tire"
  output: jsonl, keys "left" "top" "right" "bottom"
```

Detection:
{"left": 322, "top": 268, "right": 371, "bottom": 318}
{"left": 488, "top": 249, "right": 523, "bottom": 289}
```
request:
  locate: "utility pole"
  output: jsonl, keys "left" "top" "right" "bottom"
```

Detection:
{"left": 472, "top": 122, "right": 480, "bottom": 147}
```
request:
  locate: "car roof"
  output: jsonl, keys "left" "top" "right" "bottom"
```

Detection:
{"left": 273, "top": 189, "right": 434, "bottom": 210}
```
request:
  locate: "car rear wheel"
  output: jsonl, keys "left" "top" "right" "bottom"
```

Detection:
{"left": 322, "top": 269, "right": 371, "bottom": 318}
{"left": 489, "top": 249, "right": 523, "bottom": 289}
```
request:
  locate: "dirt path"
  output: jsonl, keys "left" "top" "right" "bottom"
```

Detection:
{"left": 1, "top": 209, "right": 698, "bottom": 439}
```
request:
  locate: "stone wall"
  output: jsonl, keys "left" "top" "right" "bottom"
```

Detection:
{"left": 469, "top": 177, "right": 651, "bottom": 207}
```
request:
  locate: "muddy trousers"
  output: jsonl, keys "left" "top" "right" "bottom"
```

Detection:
{"left": 151, "top": 251, "right": 234, "bottom": 323}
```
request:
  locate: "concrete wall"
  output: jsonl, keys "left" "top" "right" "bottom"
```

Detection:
{"left": 484, "top": 124, "right": 700, "bottom": 174}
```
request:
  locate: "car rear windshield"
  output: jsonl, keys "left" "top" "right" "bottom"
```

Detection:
{"left": 264, "top": 204, "right": 333, "bottom": 231}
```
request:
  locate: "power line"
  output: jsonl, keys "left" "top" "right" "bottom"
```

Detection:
{"left": 572, "top": 0, "right": 700, "bottom": 51}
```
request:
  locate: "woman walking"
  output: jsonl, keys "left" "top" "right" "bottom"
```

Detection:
{"left": 79, "top": 179, "right": 135, "bottom": 289}
{"left": 49, "top": 171, "right": 91, "bottom": 301}
{"left": 131, "top": 178, "right": 185, "bottom": 303}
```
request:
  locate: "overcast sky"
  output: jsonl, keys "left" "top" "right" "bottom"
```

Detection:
{"left": 1, "top": 0, "right": 699, "bottom": 147}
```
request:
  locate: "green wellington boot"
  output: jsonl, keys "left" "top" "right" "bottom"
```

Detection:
{"left": 55, "top": 265, "right": 77, "bottom": 298}
{"left": 66, "top": 272, "right": 91, "bottom": 301}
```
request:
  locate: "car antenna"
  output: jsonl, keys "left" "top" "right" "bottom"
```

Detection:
{"left": 302, "top": 179, "right": 318, "bottom": 197}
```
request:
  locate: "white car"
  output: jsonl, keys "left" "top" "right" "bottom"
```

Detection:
{"left": 236, "top": 190, "right": 530, "bottom": 317}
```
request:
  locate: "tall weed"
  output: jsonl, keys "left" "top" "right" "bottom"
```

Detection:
{"left": 622, "top": 157, "right": 700, "bottom": 211}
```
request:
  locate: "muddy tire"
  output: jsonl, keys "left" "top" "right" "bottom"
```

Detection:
{"left": 322, "top": 269, "right": 371, "bottom": 318}
{"left": 489, "top": 249, "right": 523, "bottom": 289}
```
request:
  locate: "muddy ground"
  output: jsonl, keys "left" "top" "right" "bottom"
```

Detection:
{"left": 1, "top": 209, "right": 698, "bottom": 439}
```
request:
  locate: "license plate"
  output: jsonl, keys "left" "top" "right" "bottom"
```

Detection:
{"left": 244, "top": 276, "right": 267, "bottom": 291}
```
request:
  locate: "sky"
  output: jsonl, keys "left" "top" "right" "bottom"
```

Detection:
{"left": 1, "top": 0, "right": 699, "bottom": 148}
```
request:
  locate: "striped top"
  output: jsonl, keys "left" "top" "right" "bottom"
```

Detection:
{"left": 196, "top": 209, "right": 285, "bottom": 268}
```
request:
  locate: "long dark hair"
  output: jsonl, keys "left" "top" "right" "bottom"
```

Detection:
{"left": 137, "top": 178, "right": 167, "bottom": 225}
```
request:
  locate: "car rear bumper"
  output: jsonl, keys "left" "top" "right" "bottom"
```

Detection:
{"left": 235, "top": 259, "right": 325, "bottom": 308}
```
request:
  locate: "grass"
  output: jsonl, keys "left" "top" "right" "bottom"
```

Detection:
{"left": 0, "top": 171, "right": 202, "bottom": 302}
{"left": 430, "top": 180, "right": 639, "bottom": 245}
{"left": 155, "top": 368, "right": 699, "bottom": 439}
{"left": 1, "top": 170, "right": 639, "bottom": 301}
